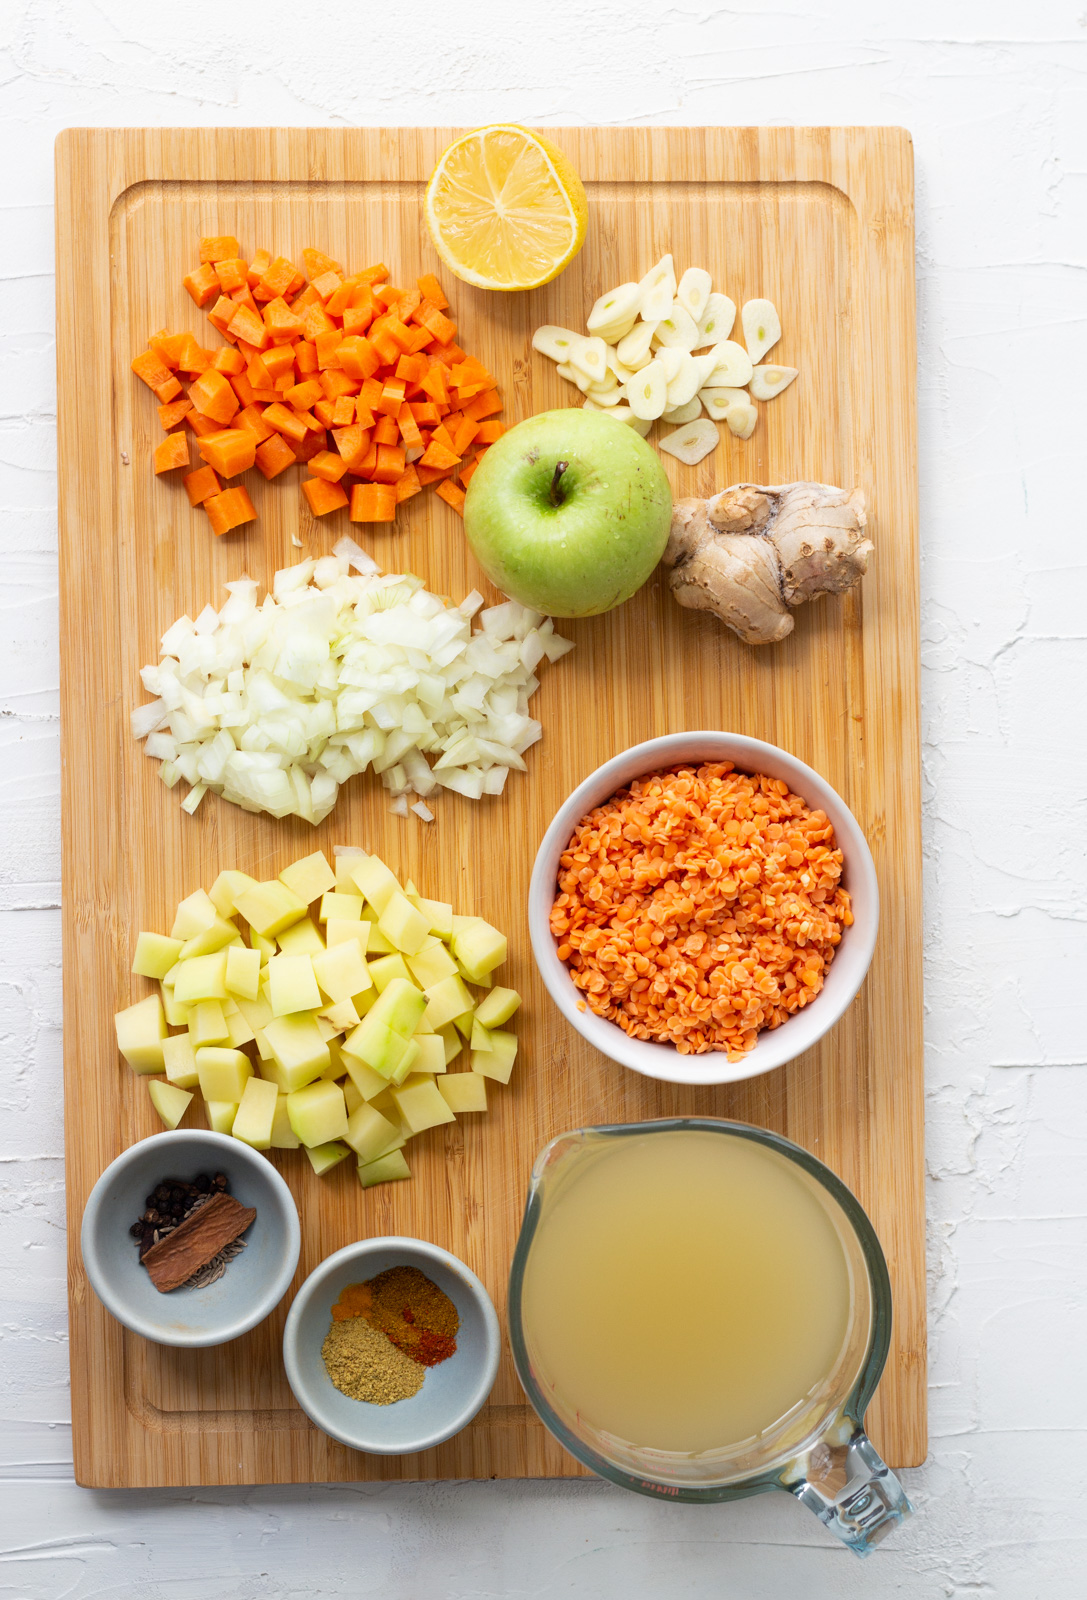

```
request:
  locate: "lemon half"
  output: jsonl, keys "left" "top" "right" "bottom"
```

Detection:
{"left": 424, "top": 125, "right": 587, "bottom": 292}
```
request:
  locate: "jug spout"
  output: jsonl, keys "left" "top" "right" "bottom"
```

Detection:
{"left": 785, "top": 1427, "right": 913, "bottom": 1556}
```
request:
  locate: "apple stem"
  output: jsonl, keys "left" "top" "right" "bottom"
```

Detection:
{"left": 549, "top": 461, "right": 569, "bottom": 507}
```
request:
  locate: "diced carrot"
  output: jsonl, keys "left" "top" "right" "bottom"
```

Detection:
{"left": 230, "top": 373, "right": 276, "bottom": 408}
{"left": 349, "top": 483, "right": 397, "bottom": 522}
{"left": 355, "top": 398, "right": 376, "bottom": 429}
{"left": 319, "top": 369, "right": 359, "bottom": 401}
{"left": 206, "top": 297, "right": 238, "bottom": 342}
{"left": 464, "top": 388, "right": 502, "bottom": 421}
{"left": 419, "top": 364, "right": 450, "bottom": 406}
{"left": 349, "top": 282, "right": 375, "bottom": 313}
{"left": 397, "top": 403, "right": 422, "bottom": 450}
{"left": 147, "top": 330, "right": 181, "bottom": 368}
{"left": 303, "top": 247, "right": 344, "bottom": 280}
{"left": 197, "top": 428, "right": 257, "bottom": 477}
{"left": 416, "top": 462, "right": 453, "bottom": 485}
{"left": 331, "top": 395, "right": 356, "bottom": 427}
{"left": 295, "top": 341, "right": 319, "bottom": 375}
{"left": 430, "top": 422, "right": 457, "bottom": 452}
{"left": 183, "top": 263, "right": 220, "bottom": 306}
{"left": 356, "top": 443, "right": 379, "bottom": 478}
{"left": 256, "top": 256, "right": 300, "bottom": 302}
{"left": 301, "top": 477, "right": 349, "bottom": 516}
{"left": 247, "top": 249, "right": 271, "bottom": 288}
{"left": 372, "top": 444, "right": 406, "bottom": 484}
{"left": 435, "top": 479, "right": 466, "bottom": 515}
{"left": 262, "top": 343, "right": 296, "bottom": 380}
{"left": 356, "top": 262, "right": 390, "bottom": 285}
{"left": 212, "top": 346, "right": 247, "bottom": 376}
{"left": 175, "top": 335, "right": 211, "bottom": 372}
{"left": 409, "top": 400, "right": 441, "bottom": 426}
{"left": 417, "top": 304, "right": 457, "bottom": 345}
{"left": 459, "top": 456, "right": 481, "bottom": 487}
{"left": 204, "top": 486, "right": 257, "bottom": 535}
{"left": 395, "top": 464, "right": 423, "bottom": 502}
{"left": 230, "top": 282, "right": 259, "bottom": 317}
{"left": 246, "top": 352, "right": 274, "bottom": 390}
{"left": 292, "top": 428, "right": 328, "bottom": 464}
{"left": 369, "top": 326, "right": 401, "bottom": 366}
{"left": 336, "top": 336, "right": 381, "bottom": 381}
{"left": 324, "top": 278, "right": 358, "bottom": 319}
{"left": 373, "top": 415, "right": 400, "bottom": 446}
{"left": 155, "top": 376, "right": 183, "bottom": 404}
{"left": 312, "top": 399, "right": 335, "bottom": 428}
{"left": 199, "top": 235, "right": 241, "bottom": 264}
{"left": 475, "top": 420, "right": 506, "bottom": 443}
{"left": 157, "top": 396, "right": 192, "bottom": 430}
{"left": 235, "top": 404, "right": 275, "bottom": 443}
{"left": 419, "top": 440, "right": 461, "bottom": 472}
{"left": 416, "top": 273, "right": 449, "bottom": 310}
{"left": 431, "top": 341, "right": 468, "bottom": 369}
{"left": 274, "top": 372, "right": 294, "bottom": 394}
{"left": 261, "top": 402, "right": 310, "bottom": 444}
{"left": 214, "top": 257, "right": 249, "bottom": 292}
{"left": 396, "top": 289, "right": 422, "bottom": 323}
{"left": 189, "top": 369, "right": 241, "bottom": 425}
{"left": 285, "top": 378, "right": 324, "bottom": 411}
{"left": 377, "top": 378, "right": 405, "bottom": 418}
{"left": 451, "top": 357, "right": 493, "bottom": 388}
{"left": 311, "top": 270, "right": 343, "bottom": 303}
{"left": 303, "top": 303, "right": 338, "bottom": 342}
{"left": 183, "top": 465, "right": 221, "bottom": 505}
{"left": 255, "top": 433, "right": 296, "bottom": 479}
{"left": 452, "top": 416, "right": 480, "bottom": 456}
{"left": 342, "top": 305, "right": 373, "bottom": 337}
{"left": 153, "top": 432, "right": 190, "bottom": 473}
{"left": 359, "top": 376, "right": 385, "bottom": 413}
{"left": 185, "top": 409, "right": 220, "bottom": 439}
{"left": 131, "top": 348, "right": 175, "bottom": 391}
{"left": 291, "top": 282, "right": 321, "bottom": 314}
{"left": 308, "top": 450, "right": 350, "bottom": 483}
{"left": 395, "top": 353, "right": 427, "bottom": 385}
{"left": 315, "top": 329, "right": 343, "bottom": 370}
{"left": 331, "top": 424, "right": 372, "bottom": 470}
{"left": 227, "top": 302, "right": 268, "bottom": 349}
{"left": 263, "top": 296, "right": 305, "bottom": 344}
{"left": 373, "top": 284, "right": 403, "bottom": 311}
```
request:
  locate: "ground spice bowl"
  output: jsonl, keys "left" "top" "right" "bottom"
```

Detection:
{"left": 282, "top": 1238, "right": 500, "bottom": 1455}
{"left": 79, "top": 1129, "right": 301, "bottom": 1348}
{"left": 528, "top": 731, "right": 879, "bottom": 1087}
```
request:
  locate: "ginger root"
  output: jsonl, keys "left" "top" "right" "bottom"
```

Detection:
{"left": 662, "top": 482, "right": 872, "bottom": 645}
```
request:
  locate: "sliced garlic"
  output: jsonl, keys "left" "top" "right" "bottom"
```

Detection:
{"left": 662, "top": 398, "right": 703, "bottom": 424}
{"left": 692, "top": 351, "right": 721, "bottom": 389}
{"left": 586, "top": 366, "right": 619, "bottom": 392}
{"left": 587, "top": 383, "right": 622, "bottom": 405}
{"left": 607, "top": 349, "right": 637, "bottom": 385}
{"left": 658, "top": 418, "right": 719, "bottom": 465}
{"left": 655, "top": 347, "right": 683, "bottom": 384}
{"left": 749, "top": 364, "right": 798, "bottom": 401}
{"left": 616, "top": 320, "right": 657, "bottom": 370}
{"left": 696, "top": 293, "right": 736, "bottom": 347}
{"left": 639, "top": 254, "right": 676, "bottom": 322}
{"left": 724, "top": 401, "right": 758, "bottom": 440}
{"left": 665, "top": 352, "right": 702, "bottom": 408}
{"left": 567, "top": 335, "right": 608, "bottom": 385}
{"left": 532, "top": 325, "right": 582, "bottom": 363}
{"left": 701, "top": 340, "right": 754, "bottom": 388}
{"left": 652, "top": 302, "right": 700, "bottom": 351}
{"left": 556, "top": 361, "right": 593, "bottom": 394}
{"left": 699, "top": 386, "right": 751, "bottom": 421}
{"left": 624, "top": 359, "right": 668, "bottom": 421}
{"left": 604, "top": 403, "right": 652, "bottom": 436}
{"left": 741, "top": 298, "right": 781, "bottom": 363}
{"left": 587, "top": 283, "right": 641, "bottom": 338}
{"left": 676, "top": 267, "right": 712, "bottom": 325}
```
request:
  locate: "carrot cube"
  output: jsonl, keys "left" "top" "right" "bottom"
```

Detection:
{"left": 175, "top": 335, "right": 210, "bottom": 372}
{"left": 415, "top": 273, "right": 448, "bottom": 310}
{"left": 395, "top": 353, "right": 427, "bottom": 385}
{"left": 214, "top": 257, "right": 249, "bottom": 293}
{"left": 397, "top": 404, "right": 422, "bottom": 450}
{"left": 342, "top": 306, "right": 373, "bottom": 338}
{"left": 197, "top": 428, "right": 256, "bottom": 477}
{"left": 331, "top": 424, "right": 372, "bottom": 470}
{"left": 324, "top": 279, "right": 358, "bottom": 319}
{"left": 262, "top": 344, "right": 297, "bottom": 380}
{"left": 247, "top": 249, "right": 271, "bottom": 288}
{"left": 189, "top": 368, "right": 241, "bottom": 425}
{"left": 227, "top": 303, "right": 268, "bottom": 349}
{"left": 256, "top": 256, "right": 300, "bottom": 302}
{"left": 356, "top": 262, "right": 389, "bottom": 285}
{"left": 185, "top": 409, "right": 220, "bottom": 439}
{"left": 204, "top": 486, "right": 257, "bottom": 535}
{"left": 377, "top": 379, "right": 405, "bottom": 418}
{"left": 349, "top": 483, "right": 397, "bottom": 522}
{"left": 372, "top": 444, "right": 406, "bottom": 484}
{"left": 294, "top": 341, "right": 319, "bottom": 376}
{"left": 254, "top": 433, "right": 296, "bottom": 479}
{"left": 231, "top": 373, "right": 275, "bottom": 408}
{"left": 311, "top": 271, "right": 343, "bottom": 303}
{"left": 183, "top": 465, "right": 222, "bottom": 506}
{"left": 415, "top": 462, "right": 451, "bottom": 485}
{"left": 236, "top": 404, "right": 275, "bottom": 443}
{"left": 372, "top": 415, "right": 400, "bottom": 446}
{"left": 199, "top": 236, "right": 241, "bottom": 264}
{"left": 301, "top": 478, "right": 349, "bottom": 516}
{"left": 373, "top": 284, "right": 403, "bottom": 310}
{"left": 292, "top": 429, "right": 328, "bottom": 464}
{"left": 207, "top": 296, "right": 239, "bottom": 340}
{"left": 313, "top": 400, "right": 337, "bottom": 428}
{"left": 369, "top": 327, "right": 402, "bottom": 366}
{"left": 286, "top": 378, "right": 324, "bottom": 411}
{"left": 435, "top": 479, "right": 466, "bottom": 515}
{"left": 452, "top": 417, "right": 480, "bottom": 456}
{"left": 153, "top": 432, "right": 190, "bottom": 474}
{"left": 263, "top": 297, "right": 304, "bottom": 344}
{"left": 459, "top": 456, "right": 481, "bottom": 487}
{"left": 183, "top": 263, "right": 220, "bottom": 306}
{"left": 131, "top": 348, "right": 175, "bottom": 391}
{"left": 395, "top": 464, "right": 423, "bottom": 503}
{"left": 303, "top": 304, "right": 337, "bottom": 342}
{"left": 419, "top": 365, "right": 450, "bottom": 406}
{"left": 418, "top": 305, "right": 457, "bottom": 345}
{"left": 409, "top": 400, "right": 441, "bottom": 426}
{"left": 308, "top": 450, "right": 350, "bottom": 483}
{"left": 465, "top": 388, "right": 502, "bottom": 421}
{"left": 303, "top": 247, "right": 343, "bottom": 280}
{"left": 475, "top": 420, "right": 506, "bottom": 444}
{"left": 262, "top": 402, "right": 310, "bottom": 444}
{"left": 336, "top": 337, "right": 381, "bottom": 382}
{"left": 319, "top": 370, "right": 359, "bottom": 401}
{"left": 329, "top": 395, "right": 355, "bottom": 428}
{"left": 356, "top": 443, "right": 379, "bottom": 478}
{"left": 212, "top": 346, "right": 247, "bottom": 376}
{"left": 157, "top": 397, "right": 193, "bottom": 431}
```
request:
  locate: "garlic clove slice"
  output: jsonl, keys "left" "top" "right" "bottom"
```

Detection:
{"left": 658, "top": 417, "right": 720, "bottom": 465}
{"left": 587, "top": 383, "right": 623, "bottom": 405}
{"left": 616, "top": 320, "right": 657, "bottom": 369}
{"left": 556, "top": 361, "right": 593, "bottom": 394}
{"left": 724, "top": 401, "right": 758, "bottom": 440}
{"left": 587, "top": 283, "right": 641, "bottom": 336}
{"left": 701, "top": 340, "right": 754, "bottom": 388}
{"left": 655, "top": 346, "right": 684, "bottom": 383}
{"left": 532, "top": 325, "right": 582, "bottom": 363}
{"left": 638, "top": 254, "right": 676, "bottom": 321}
{"left": 699, "top": 386, "right": 750, "bottom": 420}
{"left": 624, "top": 359, "right": 668, "bottom": 420}
{"left": 652, "top": 301, "right": 700, "bottom": 351}
{"left": 692, "top": 351, "right": 721, "bottom": 388}
{"left": 607, "top": 350, "right": 637, "bottom": 385}
{"left": 665, "top": 352, "right": 702, "bottom": 408}
{"left": 748, "top": 364, "right": 798, "bottom": 401}
{"left": 662, "top": 397, "right": 703, "bottom": 424}
{"left": 696, "top": 293, "right": 736, "bottom": 347}
{"left": 676, "top": 267, "right": 712, "bottom": 325}
{"left": 741, "top": 298, "right": 781, "bottom": 363}
{"left": 567, "top": 335, "right": 609, "bottom": 385}
{"left": 604, "top": 403, "right": 653, "bottom": 436}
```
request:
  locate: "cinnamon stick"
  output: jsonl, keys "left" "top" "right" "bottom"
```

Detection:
{"left": 140, "top": 1192, "right": 256, "bottom": 1292}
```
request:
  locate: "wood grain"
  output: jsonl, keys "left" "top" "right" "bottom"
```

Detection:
{"left": 56, "top": 126, "right": 923, "bottom": 1488}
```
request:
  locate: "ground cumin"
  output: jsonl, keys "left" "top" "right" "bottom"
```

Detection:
{"left": 321, "top": 1313, "right": 424, "bottom": 1405}
{"left": 550, "top": 762, "right": 853, "bottom": 1059}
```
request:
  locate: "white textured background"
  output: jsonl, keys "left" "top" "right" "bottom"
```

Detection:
{"left": 2, "top": 2, "right": 1085, "bottom": 1595}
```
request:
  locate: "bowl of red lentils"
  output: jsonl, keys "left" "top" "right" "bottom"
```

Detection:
{"left": 529, "top": 732, "right": 879, "bottom": 1086}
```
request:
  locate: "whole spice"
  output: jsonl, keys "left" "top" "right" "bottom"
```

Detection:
{"left": 333, "top": 1266, "right": 459, "bottom": 1368}
{"left": 131, "top": 1173, "right": 255, "bottom": 1293}
{"left": 321, "top": 1314, "right": 425, "bottom": 1405}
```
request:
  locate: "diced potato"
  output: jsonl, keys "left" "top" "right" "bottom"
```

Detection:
{"left": 418, "top": 896, "right": 454, "bottom": 938}
{"left": 319, "top": 892, "right": 364, "bottom": 923}
{"left": 305, "top": 1140, "right": 353, "bottom": 1176}
{"left": 234, "top": 991, "right": 272, "bottom": 1034}
{"left": 451, "top": 916, "right": 508, "bottom": 982}
{"left": 350, "top": 853, "right": 400, "bottom": 913}
{"left": 407, "top": 942, "right": 459, "bottom": 990}
{"left": 232, "top": 1075, "right": 279, "bottom": 1149}
{"left": 205, "top": 1099, "right": 238, "bottom": 1134}
{"left": 115, "top": 994, "right": 167, "bottom": 1073}
{"left": 314, "top": 1015, "right": 340, "bottom": 1042}
{"left": 263, "top": 1012, "right": 330, "bottom": 1088}
{"left": 179, "top": 915, "right": 239, "bottom": 960}
{"left": 361, "top": 919, "right": 396, "bottom": 955}
{"left": 411, "top": 1035, "right": 447, "bottom": 1074}
{"left": 225, "top": 944, "right": 262, "bottom": 1001}
{"left": 189, "top": 999, "right": 230, "bottom": 1048}
{"left": 170, "top": 888, "right": 218, "bottom": 940}
{"left": 266, "top": 953, "right": 322, "bottom": 1017}
{"left": 392, "top": 1076, "right": 456, "bottom": 1134}
{"left": 439, "top": 1023, "right": 463, "bottom": 1065}
{"left": 235, "top": 880, "right": 308, "bottom": 939}
{"left": 209, "top": 868, "right": 257, "bottom": 919}
{"left": 277, "top": 917, "right": 326, "bottom": 956}
{"left": 287, "top": 1079, "right": 349, "bottom": 1147}
{"left": 224, "top": 1006, "right": 256, "bottom": 1049}
{"left": 472, "top": 1029, "right": 518, "bottom": 1084}
{"left": 471, "top": 1019, "right": 493, "bottom": 1052}
{"left": 357, "top": 1148, "right": 411, "bottom": 1188}
{"left": 369, "top": 952, "right": 412, "bottom": 992}
{"left": 148, "top": 1078, "right": 193, "bottom": 1129}
{"left": 422, "top": 973, "right": 474, "bottom": 1030}
{"left": 343, "top": 1077, "right": 363, "bottom": 1115}
{"left": 438, "top": 1073, "right": 488, "bottom": 1113}
{"left": 162, "top": 1031, "right": 199, "bottom": 1089}
{"left": 325, "top": 917, "right": 371, "bottom": 954}
{"left": 345, "top": 1100, "right": 404, "bottom": 1164}
{"left": 343, "top": 1013, "right": 418, "bottom": 1081}
{"left": 334, "top": 848, "right": 367, "bottom": 893}
{"left": 313, "top": 940, "right": 370, "bottom": 1005}
{"left": 475, "top": 986, "right": 522, "bottom": 1029}
{"left": 320, "top": 996, "right": 360, "bottom": 1031}
{"left": 249, "top": 928, "right": 276, "bottom": 963}
{"left": 279, "top": 850, "right": 336, "bottom": 905}
{"left": 319, "top": 1039, "right": 346, "bottom": 1079}
{"left": 377, "top": 890, "right": 430, "bottom": 955}
{"left": 132, "top": 932, "right": 183, "bottom": 980}
{"left": 453, "top": 1009, "right": 476, "bottom": 1041}
{"left": 173, "top": 951, "right": 229, "bottom": 1005}
{"left": 369, "top": 977, "right": 428, "bottom": 1038}
{"left": 270, "top": 1093, "right": 300, "bottom": 1148}
{"left": 196, "top": 1045, "right": 253, "bottom": 1102}
{"left": 342, "top": 1052, "right": 395, "bottom": 1102}
{"left": 161, "top": 985, "right": 192, "bottom": 1028}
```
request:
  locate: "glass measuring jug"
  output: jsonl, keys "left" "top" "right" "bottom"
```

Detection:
{"left": 508, "top": 1118, "right": 912, "bottom": 1555}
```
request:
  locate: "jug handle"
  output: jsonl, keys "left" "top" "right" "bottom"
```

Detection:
{"left": 781, "top": 1426, "right": 913, "bottom": 1556}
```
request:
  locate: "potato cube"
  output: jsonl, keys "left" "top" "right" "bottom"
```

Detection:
{"left": 179, "top": 915, "right": 240, "bottom": 960}
{"left": 287, "top": 1079, "right": 348, "bottom": 1147}
{"left": 369, "top": 977, "right": 428, "bottom": 1038}
{"left": 170, "top": 888, "right": 218, "bottom": 940}
{"left": 266, "top": 954, "right": 322, "bottom": 1017}
{"left": 173, "top": 951, "right": 228, "bottom": 1004}
{"left": 325, "top": 917, "right": 371, "bottom": 955}
{"left": 470, "top": 1019, "right": 493, "bottom": 1052}
{"left": 225, "top": 944, "right": 262, "bottom": 1000}
{"left": 305, "top": 1140, "right": 353, "bottom": 1176}
{"left": 350, "top": 853, "right": 400, "bottom": 913}
{"left": 250, "top": 928, "right": 276, "bottom": 963}
{"left": 189, "top": 999, "right": 230, "bottom": 1048}
{"left": 342, "top": 1014, "right": 418, "bottom": 1081}
{"left": 357, "top": 1148, "right": 411, "bottom": 1187}
{"left": 345, "top": 1100, "right": 404, "bottom": 1164}
{"left": 320, "top": 997, "right": 360, "bottom": 1031}
{"left": 475, "top": 986, "right": 522, "bottom": 1029}
{"left": 132, "top": 932, "right": 184, "bottom": 980}
{"left": 196, "top": 1046, "right": 253, "bottom": 1102}
{"left": 209, "top": 868, "right": 257, "bottom": 919}
{"left": 235, "top": 880, "right": 308, "bottom": 939}
{"left": 162, "top": 1032, "right": 199, "bottom": 1089}
{"left": 263, "top": 1012, "right": 330, "bottom": 1088}
{"left": 148, "top": 1079, "right": 193, "bottom": 1128}
{"left": 472, "top": 1029, "right": 517, "bottom": 1084}
{"left": 437, "top": 1073, "right": 488, "bottom": 1113}
{"left": 277, "top": 917, "right": 326, "bottom": 956}
{"left": 270, "top": 1094, "right": 300, "bottom": 1148}
{"left": 343, "top": 1077, "right": 363, "bottom": 1115}
{"left": 312, "top": 940, "right": 370, "bottom": 1005}
{"left": 335, "top": 848, "right": 367, "bottom": 892}
{"left": 279, "top": 850, "right": 336, "bottom": 905}
{"left": 161, "top": 985, "right": 192, "bottom": 1028}
{"left": 234, "top": 991, "right": 272, "bottom": 1034}
{"left": 406, "top": 942, "right": 459, "bottom": 990}
{"left": 369, "top": 953, "right": 412, "bottom": 992}
{"left": 439, "top": 1023, "right": 463, "bottom": 1065}
{"left": 451, "top": 915, "right": 507, "bottom": 981}
{"left": 418, "top": 896, "right": 454, "bottom": 938}
{"left": 342, "top": 1052, "right": 395, "bottom": 1102}
{"left": 114, "top": 994, "right": 167, "bottom": 1073}
{"left": 232, "top": 1076, "right": 279, "bottom": 1149}
{"left": 410, "top": 1035, "right": 447, "bottom": 1075}
{"left": 392, "top": 1076, "right": 456, "bottom": 1134}
{"left": 205, "top": 1099, "right": 238, "bottom": 1134}
{"left": 224, "top": 1006, "right": 256, "bottom": 1049}
{"left": 319, "top": 892, "right": 364, "bottom": 923}
{"left": 377, "top": 890, "right": 430, "bottom": 955}
{"left": 422, "top": 973, "right": 474, "bottom": 1030}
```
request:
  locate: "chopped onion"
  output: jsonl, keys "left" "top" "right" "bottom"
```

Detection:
{"left": 131, "top": 550, "right": 574, "bottom": 826}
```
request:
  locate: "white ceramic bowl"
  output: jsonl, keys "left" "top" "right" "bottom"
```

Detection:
{"left": 79, "top": 1129, "right": 301, "bottom": 1347}
{"left": 282, "top": 1238, "right": 501, "bottom": 1456}
{"left": 528, "top": 732, "right": 879, "bottom": 1087}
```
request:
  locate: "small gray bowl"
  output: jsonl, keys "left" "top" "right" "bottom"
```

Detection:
{"left": 80, "top": 1129, "right": 300, "bottom": 1348}
{"left": 282, "top": 1238, "right": 500, "bottom": 1455}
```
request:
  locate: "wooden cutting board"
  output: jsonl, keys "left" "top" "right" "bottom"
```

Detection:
{"left": 56, "top": 126, "right": 923, "bottom": 1488}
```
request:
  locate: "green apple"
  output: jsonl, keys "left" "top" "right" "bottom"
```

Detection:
{"left": 463, "top": 408, "right": 672, "bottom": 617}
